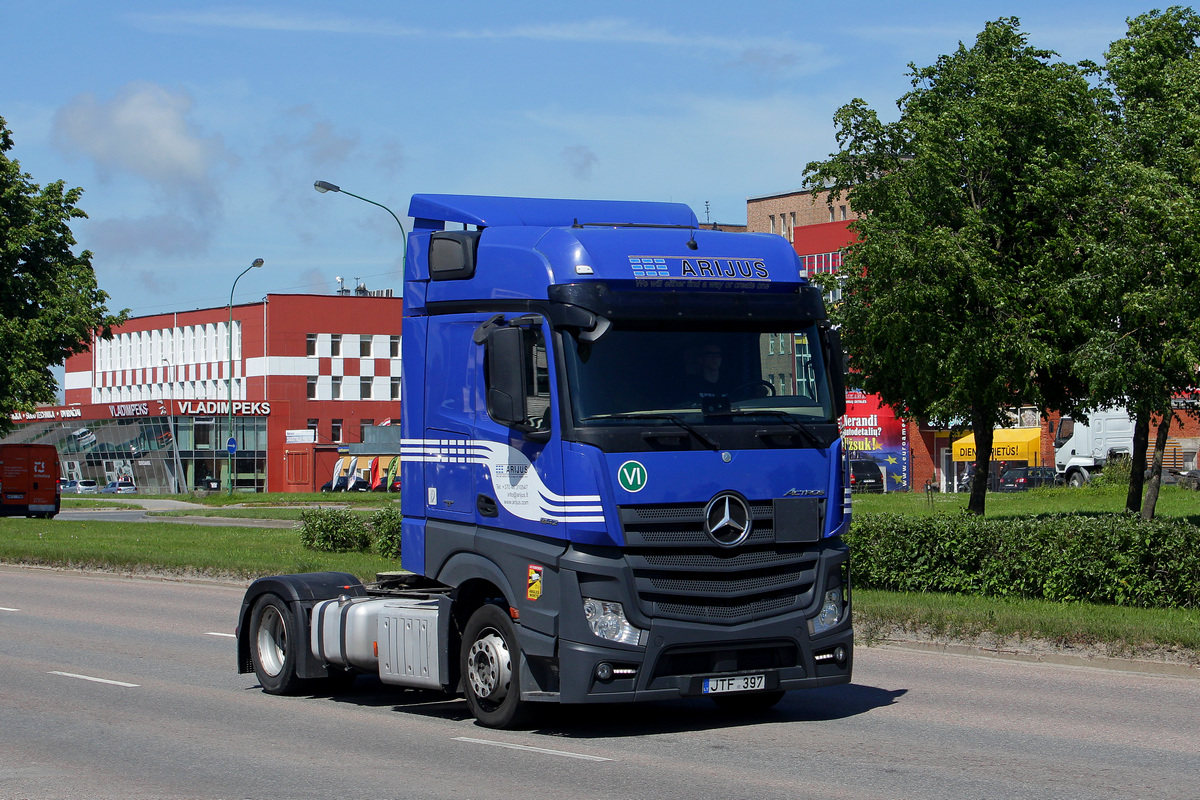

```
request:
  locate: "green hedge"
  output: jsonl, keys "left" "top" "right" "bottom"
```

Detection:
{"left": 846, "top": 513, "right": 1200, "bottom": 609}
{"left": 299, "top": 506, "right": 403, "bottom": 560}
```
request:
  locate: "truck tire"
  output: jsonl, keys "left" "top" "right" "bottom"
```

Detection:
{"left": 249, "top": 594, "right": 304, "bottom": 695}
{"left": 710, "top": 690, "right": 786, "bottom": 714}
{"left": 1068, "top": 470, "right": 1088, "bottom": 488}
{"left": 461, "top": 604, "right": 531, "bottom": 729}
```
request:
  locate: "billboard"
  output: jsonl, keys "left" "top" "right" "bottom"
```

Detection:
{"left": 840, "top": 390, "right": 909, "bottom": 491}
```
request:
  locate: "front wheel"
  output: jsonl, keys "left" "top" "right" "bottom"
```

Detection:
{"left": 1068, "top": 470, "right": 1088, "bottom": 488}
{"left": 249, "top": 594, "right": 304, "bottom": 695}
{"left": 460, "top": 604, "right": 531, "bottom": 729}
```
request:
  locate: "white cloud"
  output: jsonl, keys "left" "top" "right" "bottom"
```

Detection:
{"left": 131, "top": 11, "right": 825, "bottom": 76}
{"left": 52, "top": 83, "right": 232, "bottom": 262}
{"left": 53, "top": 82, "right": 229, "bottom": 201}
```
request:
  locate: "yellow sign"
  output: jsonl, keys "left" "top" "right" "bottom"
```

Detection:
{"left": 526, "top": 564, "right": 543, "bottom": 601}
{"left": 952, "top": 428, "right": 1041, "bottom": 463}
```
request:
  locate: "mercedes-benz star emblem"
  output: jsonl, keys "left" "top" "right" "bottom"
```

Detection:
{"left": 704, "top": 492, "right": 752, "bottom": 547}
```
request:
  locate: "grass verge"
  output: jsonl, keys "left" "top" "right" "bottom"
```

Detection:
{"left": 0, "top": 518, "right": 395, "bottom": 581}
{"left": 855, "top": 589, "right": 1200, "bottom": 664}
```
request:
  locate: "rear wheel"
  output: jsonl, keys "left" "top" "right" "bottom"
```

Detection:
{"left": 249, "top": 594, "right": 304, "bottom": 695}
{"left": 710, "top": 690, "right": 786, "bottom": 713}
{"left": 460, "top": 604, "right": 531, "bottom": 729}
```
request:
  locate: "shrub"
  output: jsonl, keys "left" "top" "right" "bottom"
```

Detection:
{"left": 846, "top": 512, "right": 1200, "bottom": 609}
{"left": 1090, "top": 455, "right": 1132, "bottom": 488}
{"left": 299, "top": 507, "right": 372, "bottom": 553}
{"left": 371, "top": 506, "right": 403, "bottom": 560}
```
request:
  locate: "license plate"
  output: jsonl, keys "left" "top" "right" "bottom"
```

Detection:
{"left": 702, "top": 674, "right": 765, "bottom": 694}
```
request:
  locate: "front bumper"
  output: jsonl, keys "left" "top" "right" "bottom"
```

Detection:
{"left": 538, "top": 610, "right": 853, "bottom": 704}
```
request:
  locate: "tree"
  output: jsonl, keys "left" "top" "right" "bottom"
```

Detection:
{"left": 1079, "top": 8, "right": 1200, "bottom": 519}
{"left": 803, "top": 19, "right": 1109, "bottom": 515}
{"left": 0, "top": 116, "right": 127, "bottom": 436}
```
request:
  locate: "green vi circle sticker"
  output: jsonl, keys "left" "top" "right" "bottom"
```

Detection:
{"left": 617, "top": 460, "right": 648, "bottom": 493}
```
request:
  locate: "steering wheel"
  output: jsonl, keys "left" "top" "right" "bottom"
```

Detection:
{"left": 729, "top": 380, "right": 776, "bottom": 400}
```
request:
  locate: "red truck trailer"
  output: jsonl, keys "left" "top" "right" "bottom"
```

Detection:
{"left": 0, "top": 444, "right": 60, "bottom": 518}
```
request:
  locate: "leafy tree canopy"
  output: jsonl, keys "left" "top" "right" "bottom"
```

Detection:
{"left": 1080, "top": 7, "right": 1200, "bottom": 517}
{"left": 803, "top": 19, "right": 1110, "bottom": 514}
{"left": 0, "top": 116, "right": 127, "bottom": 436}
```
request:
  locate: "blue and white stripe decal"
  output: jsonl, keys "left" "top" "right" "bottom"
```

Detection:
{"left": 402, "top": 438, "right": 604, "bottom": 524}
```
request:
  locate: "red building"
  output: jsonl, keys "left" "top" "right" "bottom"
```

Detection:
{"left": 6, "top": 293, "right": 403, "bottom": 493}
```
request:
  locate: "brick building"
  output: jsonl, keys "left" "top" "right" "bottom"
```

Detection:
{"left": 4, "top": 293, "right": 404, "bottom": 493}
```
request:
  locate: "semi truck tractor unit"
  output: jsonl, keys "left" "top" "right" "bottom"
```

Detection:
{"left": 1054, "top": 407, "right": 1135, "bottom": 487}
{"left": 237, "top": 194, "right": 853, "bottom": 727}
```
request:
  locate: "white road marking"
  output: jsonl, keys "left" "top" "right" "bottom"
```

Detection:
{"left": 49, "top": 671, "right": 139, "bottom": 688}
{"left": 0, "top": 607, "right": 19, "bottom": 612}
{"left": 453, "top": 736, "right": 612, "bottom": 762}
{"left": 205, "top": 632, "right": 236, "bottom": 638}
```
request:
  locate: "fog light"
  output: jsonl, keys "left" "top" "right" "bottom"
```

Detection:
{"left": 582, "top": 598, "right": 643, "bottom": 645}
{"left": 834, "top": 645, "right": 847, "bottom": 665}
{"left": 595, "top": 662, "right": 614, "bottom": 681}
{"left": 809, "top": 586, "right": 844, "bottom": 635}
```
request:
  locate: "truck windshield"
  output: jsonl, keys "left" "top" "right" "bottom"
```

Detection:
{"left": 561, "top": 323, "right": 836, "bottom": 426}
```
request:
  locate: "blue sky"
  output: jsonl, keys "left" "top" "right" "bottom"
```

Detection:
{"left": 2, "top": 1, "right": 1161, "bottom": 321}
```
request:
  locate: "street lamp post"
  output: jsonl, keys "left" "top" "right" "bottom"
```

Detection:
{"left": 161, "top": 358, "right": 185, "bottom": 494}
{"left": 313, "top": 181, "right": 407, "bottom": 263}
{"left": 228, "top": 258, "right": 264, "bottom": 496}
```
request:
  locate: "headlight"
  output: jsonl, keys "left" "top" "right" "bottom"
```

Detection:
{"left": 582, "top": 598, "right": 643, "bottom": 645}
{"left": 809, "top": 586, "right": 844, "bottom": 635}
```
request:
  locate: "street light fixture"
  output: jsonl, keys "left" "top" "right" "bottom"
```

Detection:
{"left": 313, "top": 180, "right": 407, "bottom": 263}
{"left": 228, "top": 257, "right": 264, "bottom": 496}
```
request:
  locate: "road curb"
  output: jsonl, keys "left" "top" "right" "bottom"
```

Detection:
{"left": 874, "top": 638, "right": 1200, "bottom": 679}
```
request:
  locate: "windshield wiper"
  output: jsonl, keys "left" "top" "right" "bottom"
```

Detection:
{"left": 728, "top": 409, "right": 824, "bottom": 448}
{"left": 583, "top": 412, "right": 721, "bottom": 451}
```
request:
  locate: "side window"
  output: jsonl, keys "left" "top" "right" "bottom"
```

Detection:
{"left": 525, "top": 327, "right": 551, "bottom": 429}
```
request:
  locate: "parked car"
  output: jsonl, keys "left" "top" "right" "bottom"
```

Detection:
{"left": 849, "top": 458, "right": 884, "bottom": 493}
{"left": 1173, "top": 468, "right": 1200, "bottom": 491}
{"left": 373, "top": 475, "right": 402, "bottom": 492}
{"left": 320, "top": 476, "right": 349, "bottom": 492}
{"left": 997, "top": 466, "right": 1057, "bottom": 492}
{"left": 74, "top": 479, "right": 98, "bottom": 494}
{"left": 100, "top": 480, "right": 137, "bottom": 494}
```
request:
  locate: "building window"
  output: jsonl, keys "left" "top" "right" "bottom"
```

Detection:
{"left": 331, "top": 419, "right": 342, "bottom": 442}
{"left": 779, "top": 333, "right": 789, "bottom": 354}
{"left": 307, "top": 377, "right": 316, "bottom": 399}
{"left": 390, "top": 335, "right": 400, "bottom": 358}
{"left": 391, "top": 377, "right": 401, "bottom": 400}
{"left": 360, "top": 335, "right": 372, "bottom": 357}
{"left": 306, "top": 334, "right": 317, "bottom": 356}
{"left": 828, "top": 206, "right": 835, "bottom": 223}
{"left": 840, "top": 205, "right": 848, "bottom": 221}
{"left": 769, "top": 214, "right": 776, "bottom": 234}
{"left": 306, "top": 418, "right": 319, "bottom": 434}
{"left": 360, "top": 377, "right": 372, "bottom": 399}
{"left": 331, "top": 334, "right": 342, "bottom": 357}
{"left": 331, "top": 377, "right": 342, "bottom": 400}
{"left": 360, "top": 419, "right": 374, "bottom": 442}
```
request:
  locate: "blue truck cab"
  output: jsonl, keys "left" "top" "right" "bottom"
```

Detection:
{"left": 237, "top": 194, "right": 853, "bottom": 728}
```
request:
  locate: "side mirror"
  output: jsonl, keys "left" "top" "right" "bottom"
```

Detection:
{"left": 486, "top": 326, "right": 527, "bottom": 426}
{"left": 823, "top": 327, "right": 847, "bottom": 419}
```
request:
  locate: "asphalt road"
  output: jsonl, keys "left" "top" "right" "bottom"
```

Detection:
{"left": 1, "top": 565, "right": 1197, "bottom": 800}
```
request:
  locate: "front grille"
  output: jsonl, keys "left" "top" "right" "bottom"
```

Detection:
{"left": 620, "top": 502, "right": 822, "bottom": 624}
